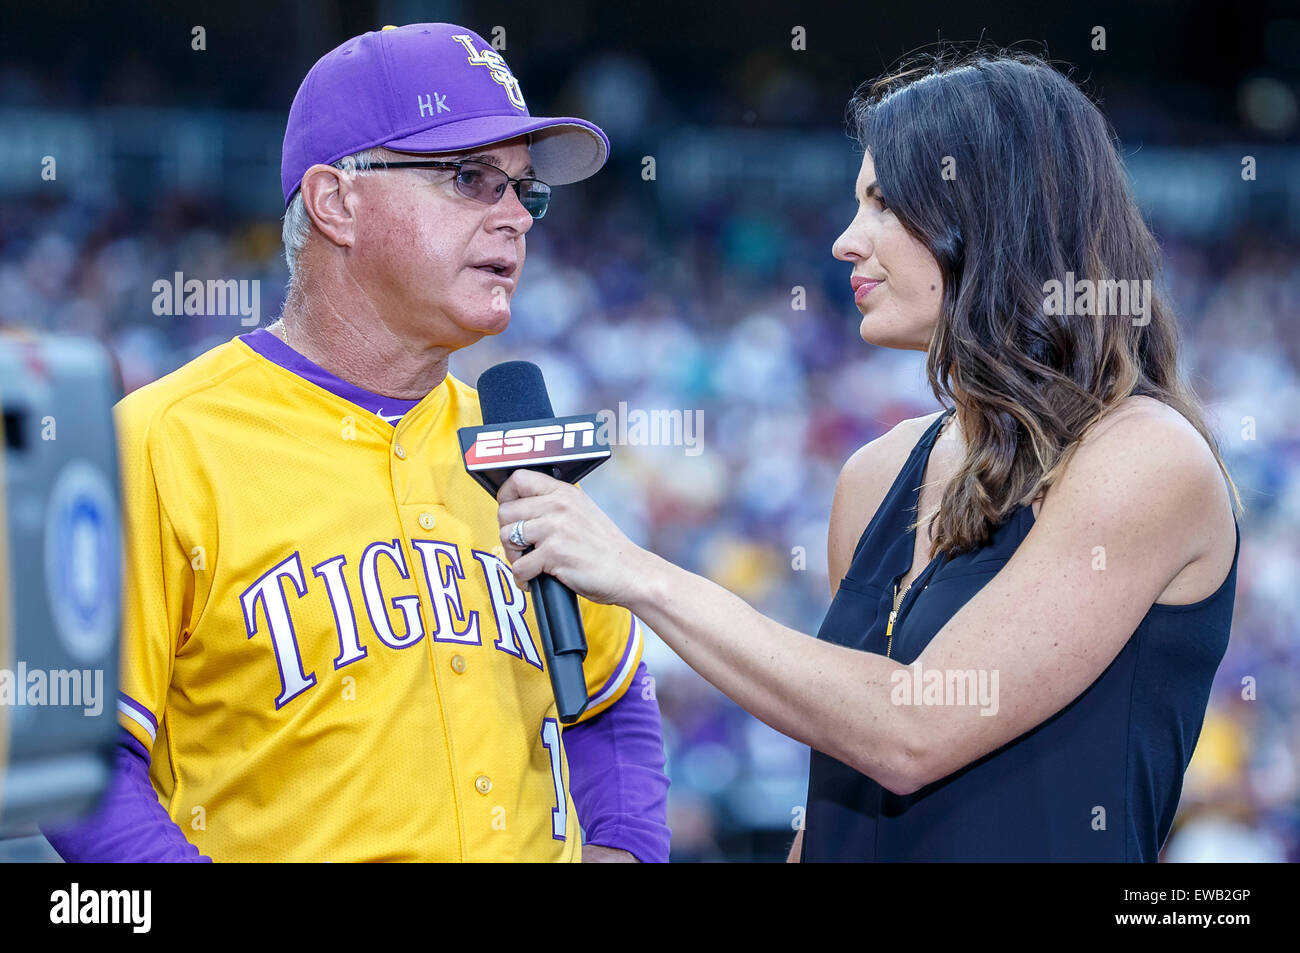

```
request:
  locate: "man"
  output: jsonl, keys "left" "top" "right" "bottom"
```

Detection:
{"left": 44, "top": 22, "right": 670, "bottom": 862}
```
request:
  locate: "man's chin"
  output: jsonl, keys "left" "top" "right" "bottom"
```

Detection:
{"left": 458, "top": 306, "right": 512, "bottom": 339}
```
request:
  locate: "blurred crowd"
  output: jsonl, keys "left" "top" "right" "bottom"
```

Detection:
{"left": 2, "top": 150, "right": 1297, "bottom": 860}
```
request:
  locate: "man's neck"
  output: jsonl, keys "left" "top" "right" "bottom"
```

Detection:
{"left": 269, "top": 300, "right": 452, "bottom": 400}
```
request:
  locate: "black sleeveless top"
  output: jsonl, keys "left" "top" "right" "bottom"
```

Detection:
{"left": 803, "top": 408, "right": 1239, "bottom": 861}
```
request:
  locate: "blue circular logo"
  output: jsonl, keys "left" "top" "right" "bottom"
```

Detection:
{"left": 44, "top": 460, "right": 121, "bottom": 662}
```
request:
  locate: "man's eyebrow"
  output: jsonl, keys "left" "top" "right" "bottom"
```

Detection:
{"left": 462, "top": 153, "right": 537, "bottom": 178}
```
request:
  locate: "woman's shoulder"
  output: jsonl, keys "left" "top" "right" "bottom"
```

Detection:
{"left": 1080, "top": 394, "right": 1192, "bottom": 439}
{"left": 828, "top": 411, "right": 947, "bottom": 588}
{"left": 1073, "top": 395, "right": 1227, "bottom": 482}
{"left": 1062, "top": 395, "right": 1236, "bottom": 525}
{"left": 1050, "top": 394, "right": 1238, "bottom": 603}
{"left": 837, "top": 410, "right": 946, "bottom": 498}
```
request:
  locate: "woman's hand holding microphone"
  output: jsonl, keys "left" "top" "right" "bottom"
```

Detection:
{"left": 496, "top": 468, "right": 659, "bottom": 610}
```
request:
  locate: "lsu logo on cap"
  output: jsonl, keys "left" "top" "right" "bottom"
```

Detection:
{"left": 451, "top": 34, "right": 526, "bottom": 111}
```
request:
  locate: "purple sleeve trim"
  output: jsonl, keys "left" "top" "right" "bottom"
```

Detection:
{"left": 41, "top": 728, "right": 212, "bottom": 863}
{"left": 118, "top": 691, "right": 158, "bottom": 732}
{"left": 590, "top": 614, "right": 638, "bottom": 703}
{"left": 564, "top": 661, "right": 671, "bottom": 863}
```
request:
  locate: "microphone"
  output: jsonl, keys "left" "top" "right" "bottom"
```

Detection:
{"left": 459, "top": 362, "right": 613, "bottom": 723}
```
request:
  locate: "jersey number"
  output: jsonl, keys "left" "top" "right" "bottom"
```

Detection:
{"left": 540, "top": 717, "right": 566, "bottom": 840}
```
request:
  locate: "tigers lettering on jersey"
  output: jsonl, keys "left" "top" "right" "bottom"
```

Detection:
{"left": 241, "top": 541, "right": 542, "bottom": 709}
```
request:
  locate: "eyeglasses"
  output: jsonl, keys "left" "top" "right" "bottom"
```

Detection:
{"left": 376, "top": 159, "right": 551, "bottom": 220}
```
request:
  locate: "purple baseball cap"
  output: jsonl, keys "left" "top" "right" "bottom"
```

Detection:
{"left": 281, "top": 23, "right": 610, "bottom": 206}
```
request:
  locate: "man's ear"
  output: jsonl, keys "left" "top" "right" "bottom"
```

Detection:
{"left": 299, "top": 164, "right": 358, "bottom": 249}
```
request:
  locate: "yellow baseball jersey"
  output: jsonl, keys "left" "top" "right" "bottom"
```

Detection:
{"left": 112, "top": 331, "right": 642, "bottom": 861}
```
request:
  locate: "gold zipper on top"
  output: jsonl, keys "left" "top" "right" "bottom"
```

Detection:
{"left": 885, "top": 578, "right": 914, "bottom": 659}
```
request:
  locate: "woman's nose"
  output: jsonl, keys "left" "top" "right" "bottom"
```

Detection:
{"left": 833, "top": 220, "right": 870, "bottom": 262}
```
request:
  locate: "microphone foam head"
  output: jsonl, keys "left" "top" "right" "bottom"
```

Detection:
{"left": 476, "top": 361, "right": 555, "bottom": 424}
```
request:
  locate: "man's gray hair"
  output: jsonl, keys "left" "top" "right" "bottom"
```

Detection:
{"left": 281, "top": 146, "right": 394, "bottom": 280}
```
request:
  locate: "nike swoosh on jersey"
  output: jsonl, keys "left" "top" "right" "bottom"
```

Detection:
{"left": 375, "top": 409, "right": 404, "bottom": 424}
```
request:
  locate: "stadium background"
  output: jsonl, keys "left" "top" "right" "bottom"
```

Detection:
{"left": 1, "top": 0, "right": 1297, "bottom": 861}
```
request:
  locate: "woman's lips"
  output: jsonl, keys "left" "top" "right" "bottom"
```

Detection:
{"left": 852, "top": 277, "right": 883, "bottom": 304}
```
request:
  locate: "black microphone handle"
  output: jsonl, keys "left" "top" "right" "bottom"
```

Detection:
{"left": 528, "top": 572, "right": 590, "bottom": 723}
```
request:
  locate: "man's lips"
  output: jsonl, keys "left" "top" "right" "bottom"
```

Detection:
{"left": 471, "top": 260, "right": 518, "bottom": 287}
{"left": 851, "top": 275, "right": 883, "bottom": 304}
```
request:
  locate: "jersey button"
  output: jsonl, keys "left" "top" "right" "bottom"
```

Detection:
{"left": 474, "top": 775, "right": 492, "bottom": 795}
{"left": 394, "top": 443, "right": 407, "bottom": 460}
{"left": 450, "top": 654, "right": 467, "bottom": 674}
{"left": 418, "top": 512, "right": 437, "bottom": 530}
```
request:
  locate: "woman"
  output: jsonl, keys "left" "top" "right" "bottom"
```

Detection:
{"left": 496, "top": 50, "right": 1243, "bottom": 861}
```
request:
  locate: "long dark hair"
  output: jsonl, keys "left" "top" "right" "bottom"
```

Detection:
{"left": 849, "top": 46, "right": 1243, "bottom": 558}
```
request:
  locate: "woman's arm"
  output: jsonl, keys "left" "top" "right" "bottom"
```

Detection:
{"left": 616, "top": 545, "right": 922, "bottom": 791}
{"left": 499, "top": 402, "right": 1231, "bottom": 794}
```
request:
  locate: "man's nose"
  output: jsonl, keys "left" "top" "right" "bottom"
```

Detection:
{"left": 490, "top": 184, "right": 534, "bottom": 234}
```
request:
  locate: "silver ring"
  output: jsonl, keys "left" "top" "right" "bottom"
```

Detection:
{"left": 509, "top": 519, "right": 529, "bottom": 549}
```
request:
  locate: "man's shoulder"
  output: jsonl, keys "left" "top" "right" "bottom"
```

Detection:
{"left": 441, "top": 372, "right": 485, "bottom": 423}
{"left": 444, "top": 371, "right": 478, "bottom": 403}
{"left": 114, "top": 336, "right": 258, "bottom": 439}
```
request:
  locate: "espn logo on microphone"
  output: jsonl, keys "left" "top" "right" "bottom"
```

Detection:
{"left": 461, "top": 414, "right": 612, "bottom": 471}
